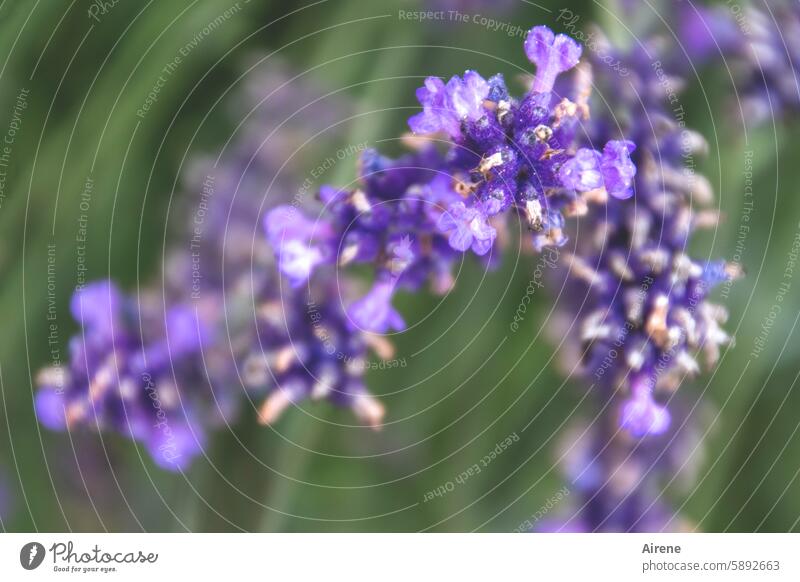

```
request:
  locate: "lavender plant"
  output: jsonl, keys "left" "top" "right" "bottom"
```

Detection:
{"left": 32, "top": 21, "right": 736, "bottom": 537}
{"left": 35, "top": 26, "right": 638, "bottom": 473}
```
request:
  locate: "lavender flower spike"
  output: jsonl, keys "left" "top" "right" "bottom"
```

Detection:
{"left": 538, "top": 24, "right": 740, "bottom": 531}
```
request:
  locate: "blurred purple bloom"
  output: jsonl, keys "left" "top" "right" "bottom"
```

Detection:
{"left": 264, "top": 206, "right": 331, "bottom": 286}
{"left": 348, "top": 279, "right": 405, "bottom": 334}
{"left": 35, "top": 281, "right": 220, "bottom": 471}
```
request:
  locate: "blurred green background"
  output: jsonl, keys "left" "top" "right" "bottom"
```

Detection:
{"left": 0, "top": 0, "right": 799, "bottom": 532}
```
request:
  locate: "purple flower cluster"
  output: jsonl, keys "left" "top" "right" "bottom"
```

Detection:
{"left": 240, "top": 277, "right": 385, "bottom": 428}
{"left": 34, "top": 26, "right": 644, "bottom": 475}
{"left": 33, "top": 62, "right": 387, "bottom": 470}
{"left": 268, "top": 26, "right": 636, "bottom": 341}
{"left": 572, "top": 35, "right": 736, "bottom": 439}
{"left": 728, "top": 0, "right": 800, "bottom": 121}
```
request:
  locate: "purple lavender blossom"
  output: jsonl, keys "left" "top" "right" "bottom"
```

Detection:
{"left": 678, "top": 2, "right": 743, "bottom": 62}
{"left": 537, "top": 405, "right": 703, "bottom": 532}
{"left": 557, "top": 148, "right": 603, "bottom": 192}
{"left": 436, "top": 201, "right": 496, "bottom": 255}
{"left": 34, "top": 61, "right": 385, "bottom": 469}
{"left": 242, "top": 280, "right": 386, "bottom": 429}
{"left": 524, "top": 26, "right": 583, "bottom": 93}
{"left": 600, "top": 140, "right": 636, "bottom": 199}
{"left": 408, "top": 72, "right": 489, "bottom": 140}
{"left": 558, "top": 141, "right": 636, "bottom": 199}
{"left": 619, "top": 376, "right": 670, "bottom": 438}
{"left": 552, "top": 30, "right": 738, "bottom": 440}
{"left": 348, "top": 279, "right": 406, "bottom": 334}
{"left": 264, "top": 206, "right": 332, "bottom": 287}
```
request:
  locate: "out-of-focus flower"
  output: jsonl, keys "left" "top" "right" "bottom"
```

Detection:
{"left": 676, "top": 1, "right": 800, "bottom": 123}
{"left": 35, "top": 281, "right": 222, "bottom": 471}
{"left": 539, "top": 26, "right": 740, "bottom": 530}
{"left": 537, "top": 397, "right": 706, "bottom": 532}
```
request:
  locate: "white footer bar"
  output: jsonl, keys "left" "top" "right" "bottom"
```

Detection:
{"left": 1, "top": 533, "right": 797, "bottom": 580}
